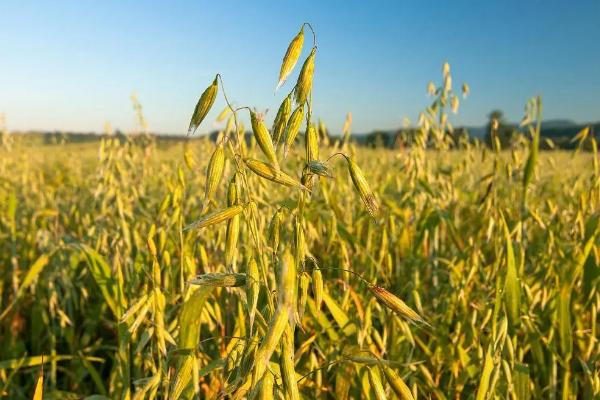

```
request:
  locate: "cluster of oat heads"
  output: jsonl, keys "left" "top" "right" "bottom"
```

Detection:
{"left": 178, "top": 22, "right": 427, "bottom": 399}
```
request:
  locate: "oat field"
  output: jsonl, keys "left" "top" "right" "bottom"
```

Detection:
{"left": 0, "top": 24, "right": 599, "bottom": 399}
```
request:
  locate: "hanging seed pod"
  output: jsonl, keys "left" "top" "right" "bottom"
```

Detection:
{"left": 442, "top": 62, "right": 450, "bottom": 78}
{"left": 451, "top": 95, "right": 459, "bottom": 114}
{"left": 268, "top": 208, "right": 283, "bottom": 252}
{"left": 283, "top": 104, "right": 305, "bottom": 157}
{"left": 189, "top": 273, "right": 246, "bottom": 287}
{"left": 188, "top": 75, "right": 218, "bottom": 135}
{"left": 277, "top": 26, "right": 305, "bottom": 91}
{"left": 305, "top": 123, "right": 319, "bottom": 162}
{"left": 202, "top": 140, "right": 226, "bottom": 212}
{"left": 312, "top": 267, "right": 323, "bottom": 312}
{"left": 225, "top": 211, "right": 240, "bottom": 269}
{"left": 369, "top": 285, "right": 428, "bottom": 326}
{"left": 272, "top": 95, "right": 292, "bottom": 146}
{"left": 298, "top": 272, "right": 310, "bottom": 321}
{"left": 216, "top": 105, "right": 232, "bottom": 122}
{"left": 462, "top": 83, "right": 470, "bottom": 98}
{"left": 427, "top": 81, "right": 436, "bottom": 96}
{"left": 245, "top": 158, "right": 307, "bottom": 190}
{"left": 250, "top": 110, "right": 279, "bottom": 168}
{"left": 294, "top": 47, "right": 316, "bottom": 105}
{"left": 367, "top": 367, "right": 387, "bottom": 400}
{"left": 280, "top": 326, "right": 300, "bottom": 400}
{"left": 246, "top": 258, "right": 259, "bottom": 334}
{"left": 184, "top": 204, "right": 244, "bottom": 231}
{"left": 346, "top": 156, "right": 379, "bottom": 219}
{"left": 380, "top": 364, "right": 414, "bottom": 400}
{"left": 225, "top": 175, "right": 240, "bottom": 268}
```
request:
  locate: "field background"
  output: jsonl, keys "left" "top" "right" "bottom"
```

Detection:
{"left": 0, "top": 135, "right": 598, "bottom": 399}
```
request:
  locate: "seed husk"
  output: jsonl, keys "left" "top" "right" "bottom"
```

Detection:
{"left": 312, "top": 267, "right": 323, "bottom": 312}
{"left": 272, "top": 95, "right": 292, "bottom": 146}
{"left": 246, "top": 258, "right": 259, "bottom": 334}
{"left": 305, "top": 123, "right": 319, "bottom": 163}
{"left": 202, "top": 140, "right": 226, "bottom": 212}
{"left": 380, "top": 364, "right": 415, "bottom": 400}
{"left": 188, "top": 76, "right": 218, "bottom": 135}
{"left": 277, "top": 26, "right": 305, "bottom": 91}
{"left": 184, "top": 204, "right": 244, "bottom": 231}
{"left": 189, "top": 273, "right": 246, "bottom": 287}
{"left": 250, "top": 110, "right": 279, "bottom": 168}
{"left": 216, "top": 105, "right": 232, "bottom": 122}
{"left": 268, "top": 208, "right": 283, "bottom": 252}
{"left": 346, "top": 156, "right": 379, "bottom": 219}
{"left": 283, "top": 104, "right": 305, "bottom": 157}
{"left": 367, "top": 367, "right": 387, "bottom": 400}
{"left": 369, "top": 285, "right": 428, "bottom": 326}
{"left": 294, "top": 47, "right": 316, "bottom": 105}
{"left": 244, "top": 158, "right": 306, "bottom": 190}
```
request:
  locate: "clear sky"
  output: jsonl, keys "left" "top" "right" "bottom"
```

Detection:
{"left": 1, "top": 0, "right": 599, "bottom": 135}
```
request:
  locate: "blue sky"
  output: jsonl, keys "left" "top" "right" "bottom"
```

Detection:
{"left": 1, "top": 0, "right": 599, "bottom": 134}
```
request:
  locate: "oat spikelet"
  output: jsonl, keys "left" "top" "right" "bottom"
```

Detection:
{"left": 202, "top": 140, "right": 225, "bottom": 212}
{"left": 380, "top": 364, "right": 415, "bottom": 400}
{"left": 224, "top": 175, "right": 240, "bottom": 268}
{"left": 246, "top": 258, "right": 259, "bottom": 334}
{"left": 283, "top": 104, "right": 305, "bottom": 157}
{"left": 294, "top": 47, "right": 316, "bottom": 105}
{"left": 188, "top": 76, "right": 218, "bottom": 135}
{"left": 369, "top": 285, "right": 429, "bottom": 326}
{"left": 305, "top": 123, "right": 319, "bottom": 163}
{"left": 245, "top": 158, "right": 307, "bottom": 190}
{"left": 346, "top": 156, "right": 379, "bottom": 218}
{"left": 367, "top": 367, "right": 387, "bottom": 400}
{"left": 189, "top": 273, "right": 246, "bottom": 287}
{"left": 184, "top": 204, "right": 244, "bottom": 231}
{"left": 268, "top": 208, "right": 283, "bottom": 252}
{"left": 277, "top": 26, "right": 305, "bottom": 91}
{"left": 250, "top": 110, "right": 279, "bottom": 168}
{"left": 462, "top": 83, "right": 470, "bottom": 98}
{"left": 215, "top": 105, "right": 232, "bottom": 122}
{"left": 312, "top": 267, "right": 323, "bottom": 312}
{"left": 272, "top": 95, "right": 292, "bottom": 146}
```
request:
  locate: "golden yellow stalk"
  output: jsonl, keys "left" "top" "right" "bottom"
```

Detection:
{"left": 188, "top": 75, "right": 218, "bottom": 135}
{"left": 277, "top": 26, "right": 305, "bottom": 91}
{"left": 294, "top": 47, "right": 316, "bottom": 105}
{"left": 268, "top": 208, "right": 283, "bottom": 252}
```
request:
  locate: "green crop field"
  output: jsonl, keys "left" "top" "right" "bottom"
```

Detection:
{"left": 0, "top": 23, "right": 599, "bottom": 400}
